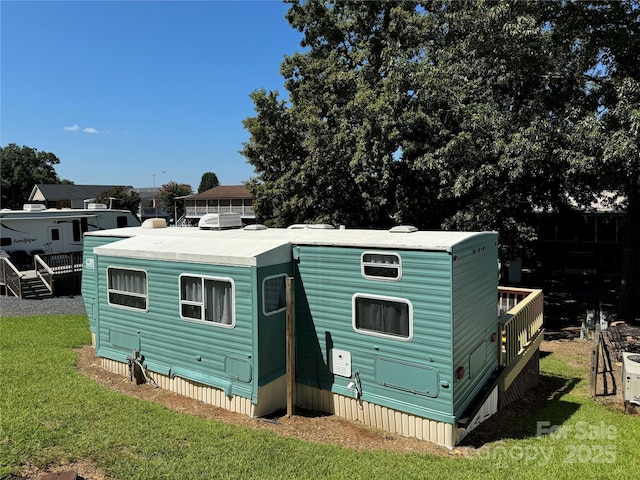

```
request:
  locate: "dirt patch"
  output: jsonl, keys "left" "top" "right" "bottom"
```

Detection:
{"left": 13, "top": 331, "right": 636, "bottom": 479}
{"left": 13, "top": 460, "right": 108, "bottom": 480}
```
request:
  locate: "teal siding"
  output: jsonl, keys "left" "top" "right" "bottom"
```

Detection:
{"left": 294, "top": 245, "right": 456, "bottom": 423}
{"left": 451, "top": 233, "right": 500, "bottom": 416}
{"left": 82, "top": 235, "right": 130, "bottom": 334}
{"left": 256, "top": 263, "right": 293, "bottom": 386}
{"left": 94, "top": 256, "right": 257, "bottom": 401}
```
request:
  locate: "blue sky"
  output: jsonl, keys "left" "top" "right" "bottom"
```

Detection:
{"left": 1, "top": 0, "right": 303, "bottom": 191}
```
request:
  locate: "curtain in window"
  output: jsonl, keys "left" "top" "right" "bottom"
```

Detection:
{"left": 356, "top": 297, "right": 409, "bottom": 337}
{"left": 110, "top": 269, "right": 146, "bottom": 294}
{"left": 204, "top": 279, "right": 232, "bottom": 324}
{"left": 363, "top": 254, "right": 398, "bottom": 265}
{"left": 108, "top": 269, "right": 147, "bottom": 309}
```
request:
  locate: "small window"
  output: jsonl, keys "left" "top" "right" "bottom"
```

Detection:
{"left": 361, "top": 252, "right": 402, "bottom": 280}
{"left": 107, "top": 267, "right": 148, "bottom": 310}
{"left": 263, "top": 274, "right": 287, "bottom": 315}
{"left": 1, "top": 238, "right": 11, "bottom": 247}
{"left": 353, "top": 294, "right": 412, "bottom": 340}
{"left": 180, "top": 275, "right": 235, "bottom": 327}
{"left": 51, "top": 228, "right": 60, "bottom": 241}
{"left": 73, "top": 220, "right": 81, "bottom": 242}
{"left": 117, "top": 216, "right": 128, "bottom": 228}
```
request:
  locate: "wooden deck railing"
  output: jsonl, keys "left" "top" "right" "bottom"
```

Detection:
{"left": 34, "top": 255, "right": 55, "bottom": 296}
{"left": 1, "top": 257, "right": 23, "bottom": 297}
{"left": 498, "top": 287, "right": 544, "bottom": 367}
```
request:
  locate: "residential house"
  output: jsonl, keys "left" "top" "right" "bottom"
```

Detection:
{"left": 180, "top": 185, "right": 255, "bottom": 226}
{"left": 29, "top": 184, "right": 133, "bottom": 209}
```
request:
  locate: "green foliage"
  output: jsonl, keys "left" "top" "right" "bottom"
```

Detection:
{"left": 198, "top": 172, "right": 220, "bottom": 193}
{"left": 2, "top": 314, "right": 639, "bottom": 479}
{"left": 242, "top": 2, "right": 632, "bottom": 247}
{"left": 0, "top": 143, "right": 69, "bottom": 209}
{"left": 158, "top": 181, "right": 193, "bottom": 220}
{"left": 242, "top": 0, "right": 640, "bottom": 319}
{"left": 94, "top": 187, "right": 141, "bottom": 215}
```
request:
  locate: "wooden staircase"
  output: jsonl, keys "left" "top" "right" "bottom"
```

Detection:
{"left": 18, "top": 272, "right": 54, "bottom": 299}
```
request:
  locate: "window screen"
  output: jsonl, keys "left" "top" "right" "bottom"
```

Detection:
{"left": 361, "top": 252, "right": 401, "bottom": 280}
{"left": 107, "top": 267, "right": 147, "bottom": 310}
{"left": 353, "top": 294, "right": 412, "bottom": 339}
{"left": 263, "top": 274, "right": 287, "bottom": 315}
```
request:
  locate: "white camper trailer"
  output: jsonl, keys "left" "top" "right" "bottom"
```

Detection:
{"left": 0, "top": 204, "right": 140, "bottom": 268}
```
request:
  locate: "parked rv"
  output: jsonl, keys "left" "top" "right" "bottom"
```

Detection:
{"left": 0, "top": 203, "right": 140, "bottom": 269}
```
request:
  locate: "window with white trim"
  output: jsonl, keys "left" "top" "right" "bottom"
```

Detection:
{"left": 361, "top": 252, "right": 402, "bottom": 280}
{"left": 107, "top": 267, "right": 148, "bottom": 310}
{"left": 180, "top": 275, "right": 235, "bottom": 326}
{"left": 263, "top": 274, "right": 287, "bottom": 316}
{"left": 353, "top": 293, "right": 412, "bottom": 340}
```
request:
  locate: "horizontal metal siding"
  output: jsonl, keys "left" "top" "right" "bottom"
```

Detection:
{"left": 82, "top": 235, "right": 129, "bottom": 335}
{"left": 451, "top": 234, "right": 499, "bottom": 416}
{"left": 94, "top": 256, "right": 255, "bottom": 400}
{"left": 256, "top": 263, "right": 292, "bottom": 386}
{"left": 295, "top": 245, "right": 455, "bottom": 422}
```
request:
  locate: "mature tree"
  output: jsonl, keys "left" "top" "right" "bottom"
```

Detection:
{"left": 242, "top": 0, "right": 640, "bottom": 321}
{"left": 0, "top": 144, "right": 69, "bottom": 209}
{"left": 158, "top": 181, "right": 193, "bottom": 221}
{"left": 94, "top": 187, "right": 140, "bottom": 215}
{"left": 198, "top": 172, "right": 220, "bottom": 193}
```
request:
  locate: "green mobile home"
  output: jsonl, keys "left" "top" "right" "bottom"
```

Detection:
{"left": 83, "top": 222, "right": 531, "bottom": 448}
{"left": 82, "top": 223, "right": 293, "bottom": 417}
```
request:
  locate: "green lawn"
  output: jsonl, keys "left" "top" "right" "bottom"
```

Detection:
{"left": 1, "top": 315, "right": 638, "bottom": 479}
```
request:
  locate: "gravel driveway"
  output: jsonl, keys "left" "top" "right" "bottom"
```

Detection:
{"left": 0, "top": 295, "right": 87, "bottom": 317}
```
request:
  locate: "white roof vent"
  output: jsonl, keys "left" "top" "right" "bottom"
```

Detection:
{"left": 198, "top": 213, "right": 243, "bottom": 230}
{"left": 244, "top": 224, "right": 267, "bottom": 231}
{"left": 88, "top": 203, "right": 108, "bottom": 210}
{"left": 23, "top": 204, "right": 46, "bottom": 212}
{"left": 142, "top": 218, "right": 167, "bottom": 229}
{"left": 389, "top": 225, "right": 418, "bottom": 233}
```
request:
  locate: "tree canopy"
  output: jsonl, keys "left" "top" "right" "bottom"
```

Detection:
{"left": 158, "top": 181, "right": 193, "bottom": 222}
{"left": 242, "top": 0, "right": 640, "bottom": 321}
{"left": 94, "top": 187, "right": 141, "bottom": 215}
{"left": 0, "top": 144, "right": 70, "bottom": 209}
{"left": 198, "top": 172, "right": 220, "bottom": 193}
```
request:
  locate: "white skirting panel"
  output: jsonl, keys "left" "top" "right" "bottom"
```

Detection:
{"left": 295, "top": 384, "right": 456, "bottom": 449}
{"left": 99, "top": 358, "right": 286, "bottom": 418}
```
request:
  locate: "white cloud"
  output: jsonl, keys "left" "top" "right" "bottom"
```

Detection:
{"left": 83, "top": 127, "right": 98, "bottom": 134}
{"left": 64, "top": 125, "right": 80, "bottom": 131}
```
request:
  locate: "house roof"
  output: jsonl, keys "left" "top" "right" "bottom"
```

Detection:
{"left": 181, "top": 185, "right": 252, "bottom": 200}
{"left": 30, "top": 184, "right": 133, "bottom": 201}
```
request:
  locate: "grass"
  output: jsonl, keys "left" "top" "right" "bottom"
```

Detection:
{"left": 1, "top": 315, "right": 639, "bottom": 479}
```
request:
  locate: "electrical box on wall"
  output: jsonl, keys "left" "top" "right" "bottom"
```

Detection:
{"left": 623, "top": 352, "right": 640, "bottom": 406}
{"left": 329, "top": 349, "right": 352, "bottom": 378}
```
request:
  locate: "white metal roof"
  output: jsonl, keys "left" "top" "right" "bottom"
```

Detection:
{"left": 90, "top": 226, "right": 495, "bottom": 267}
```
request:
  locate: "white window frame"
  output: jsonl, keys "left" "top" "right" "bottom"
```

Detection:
{"left": 352, "top": 293, "right": 413, "bottom": 341}
{"left": 361, "top": 251, "right": 402, "bottom": 281}
{"left": 262, "top": 273, "right": 288, "bottom": 316}
{"left": 107, "top": 267, "right": 148, "bottom": 312}
{"left": 179, "top": 274, "right": 236, "bottom": 328}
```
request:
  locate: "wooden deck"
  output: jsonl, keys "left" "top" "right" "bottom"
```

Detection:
{"left": 1, "top": 252, "right": 83, "bottom": 299}
{"left": 497, "top": 287, "right": 545, "bottom": 395}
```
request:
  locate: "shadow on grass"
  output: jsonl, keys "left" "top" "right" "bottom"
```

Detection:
{"left": 458, "top": 374, "right": 582, "bottom": 447}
